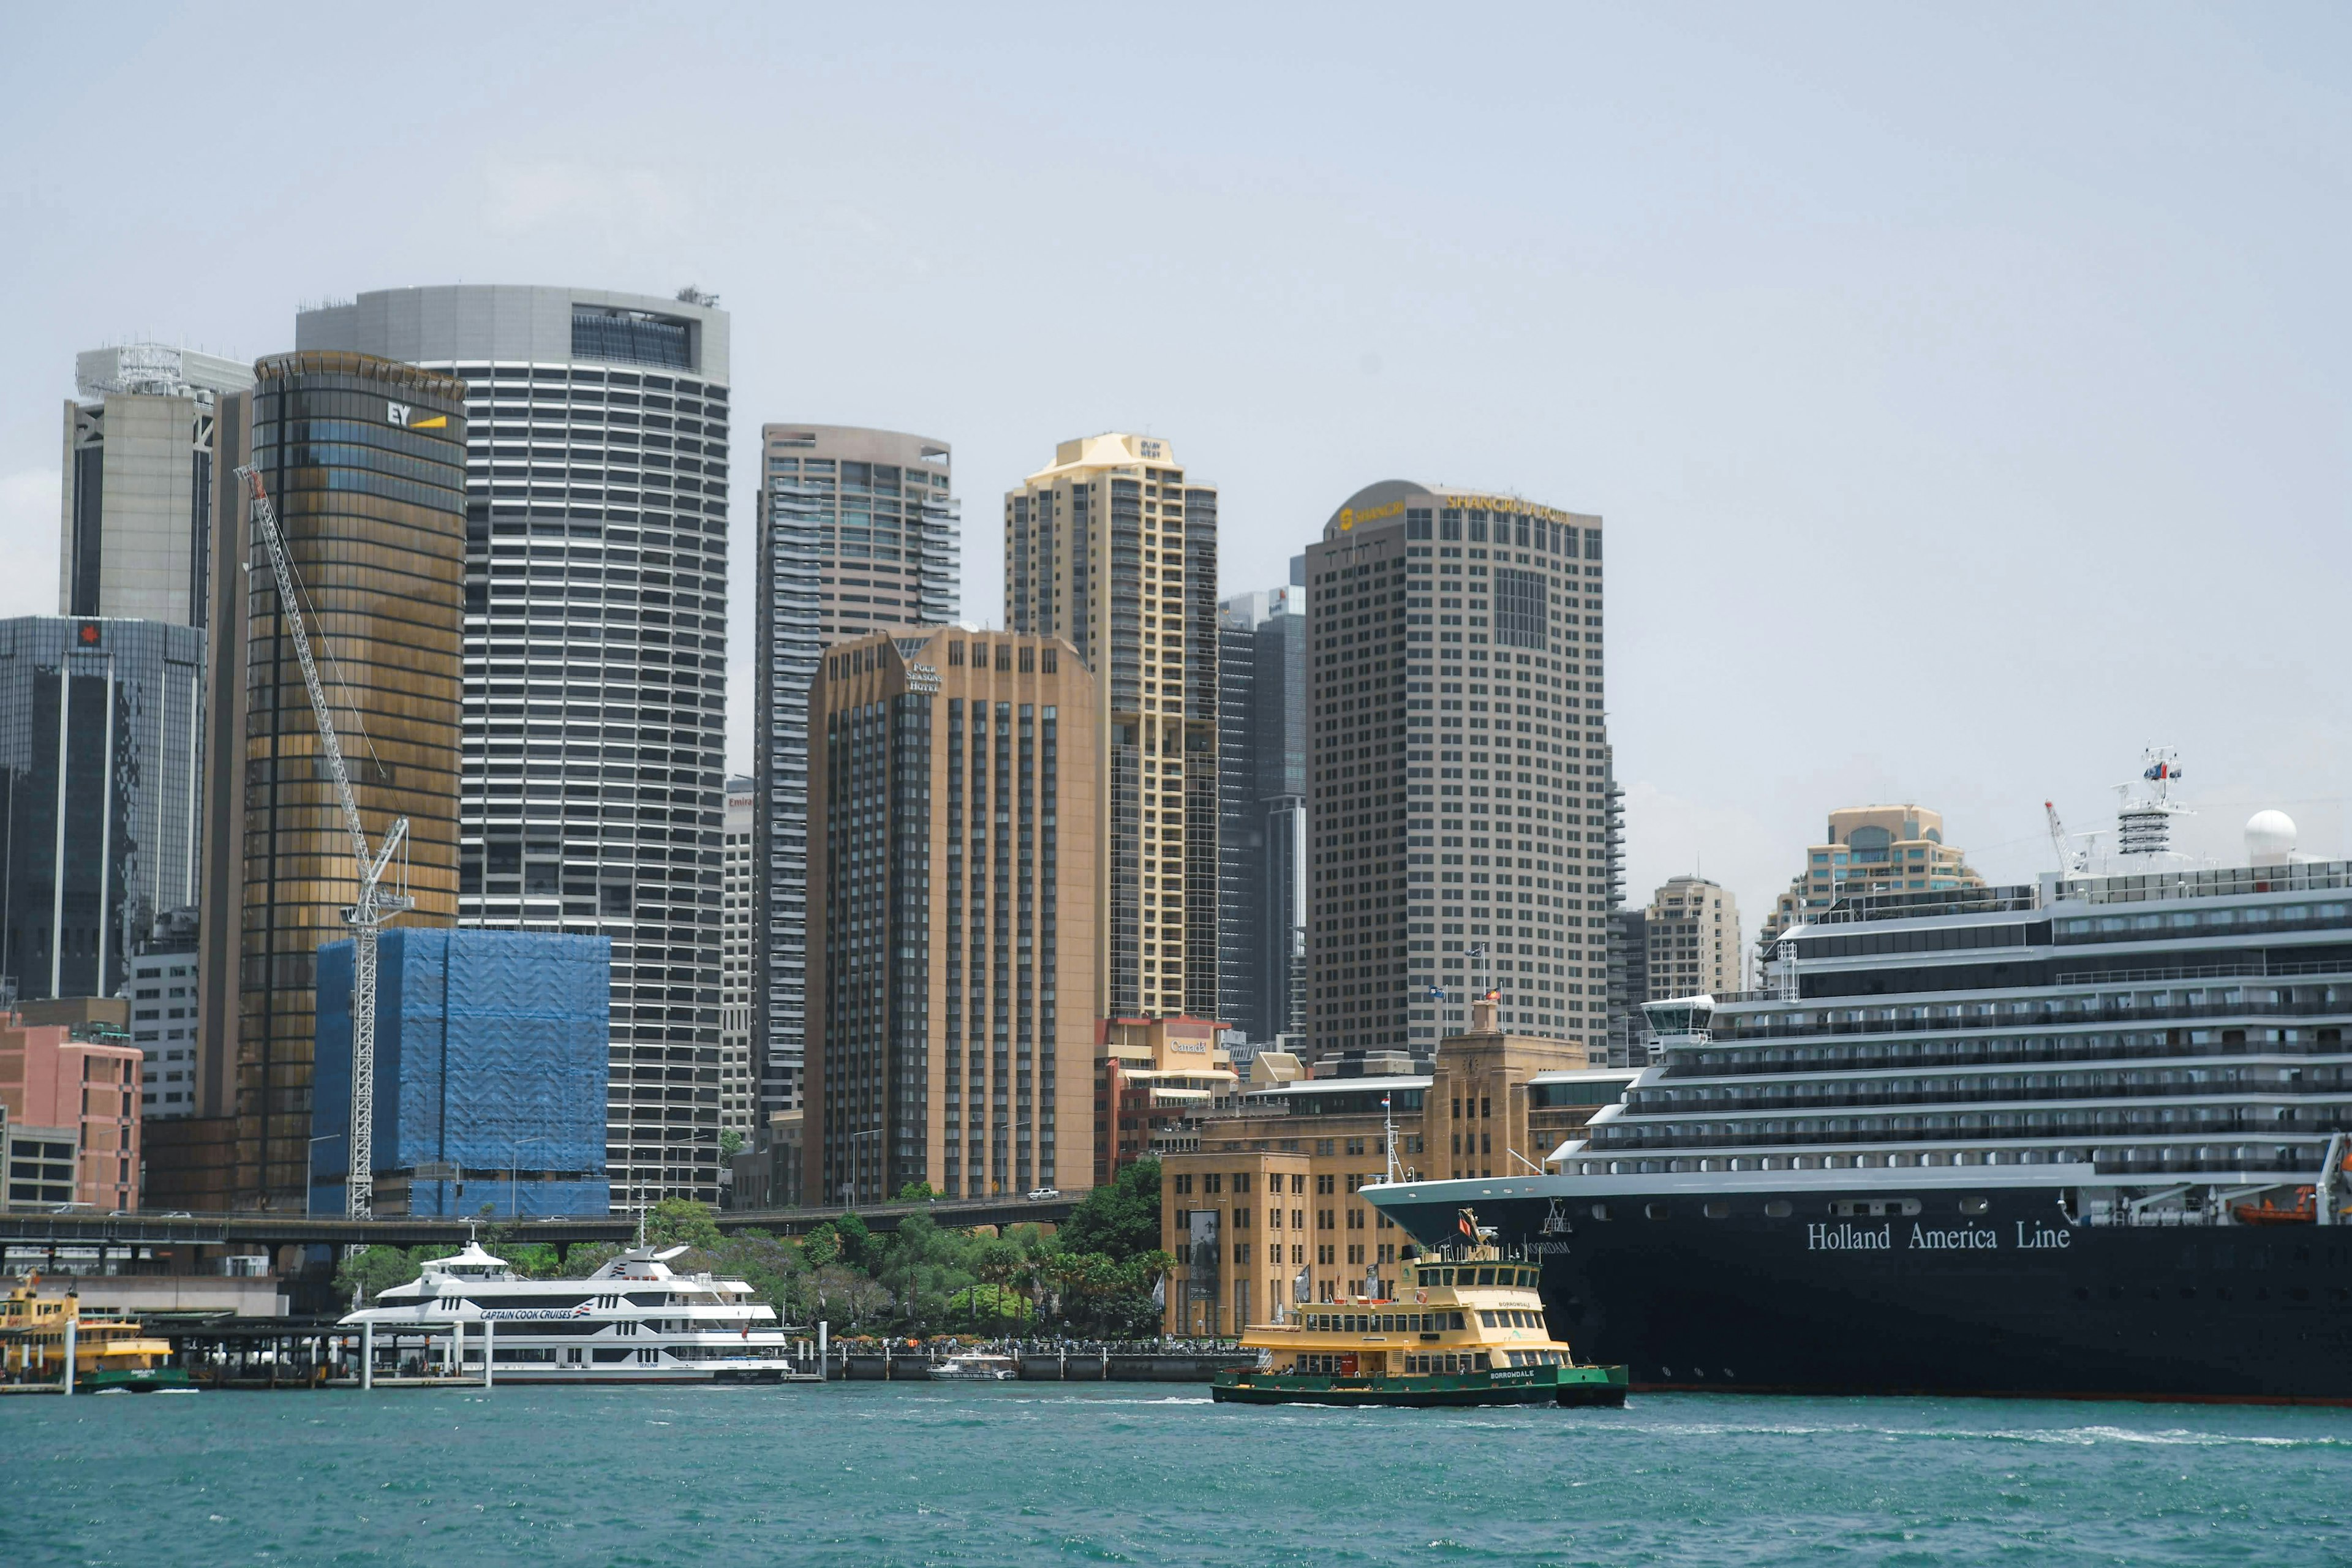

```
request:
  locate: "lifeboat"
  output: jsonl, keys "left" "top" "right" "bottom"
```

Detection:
{"left": 2233, "top": 1187, "right": 2317, "bottom": 1226}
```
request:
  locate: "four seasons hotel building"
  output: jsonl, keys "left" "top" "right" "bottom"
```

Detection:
{"left": 1302, "top": 483, "right": 1617, "bottom": 1065}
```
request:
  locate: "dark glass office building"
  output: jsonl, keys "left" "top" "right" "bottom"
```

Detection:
{"left": 1216, "top": 576, "right": 1308, "bottom": 1044}
{"left": 0, "top": 617, "right": 205, "bottom": 1002}
{"left": 235, "top": 350, "right": 467, "bottom": 1208}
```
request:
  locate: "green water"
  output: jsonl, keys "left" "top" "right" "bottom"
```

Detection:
{"left": 4, "top": 1384, "right": 2348, "bottom": 1566}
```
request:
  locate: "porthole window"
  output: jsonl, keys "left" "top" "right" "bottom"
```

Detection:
{"left": 1958, "top": 1196, "right": 1990, "bottom": 1216}
{"left": 1645, "top": 1202, "right": 1670, "bottom": 1220}
{"left": 1763, "top": 1200, "right": 1792, "bottom": 1219}
{"left": 1703, "top": 1201, "right": 1731, "bottom": 1219}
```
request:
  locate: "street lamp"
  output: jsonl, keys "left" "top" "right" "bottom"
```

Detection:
{"left": 508, "top": 1136, "right": 555, "bottom": 1221}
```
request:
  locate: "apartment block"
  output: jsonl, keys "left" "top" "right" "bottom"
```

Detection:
{"left": 755, "top": 426, "right": 960, "bottom": 1118}
{"left": 804, "top": 629, "right": 1101, "bottom": 1204}
{"left": 1004, "top": 434, "right": 1217, "bottom": 1022}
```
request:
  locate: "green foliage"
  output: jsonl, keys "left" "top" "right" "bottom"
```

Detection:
{"left": 560, "top": 1243, "right": 624, "bottom": 1278}
{"left": 833, "top": 1211, "right": 875, "bottom": 1272}
{"left": 334, "top": 1244, "right": 424, "bottom": 1306}
{"left": 895, "top": 1180, "right": 939, "bottom": 1204}
{"left": 647, "top": 1197, "right": 723, "bottom": 1251}
{"left": 944, "top": 1283, "right": 1035, "bottom": 1329}
{"left": 719, "top": 1128, "right": 746, "bottom": 1159}
{"left": 1053, "top": 1156, "right": 1163, "bottom": 1263}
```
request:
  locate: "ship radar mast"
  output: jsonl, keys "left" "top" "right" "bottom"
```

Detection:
{"left": 2116, "top": 747, "right": 2190, "bottom": 859}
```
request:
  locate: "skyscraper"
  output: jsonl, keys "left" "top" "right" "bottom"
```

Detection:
{"left": 297, "top": 285, "right": 733, "bottom": 1208}
{"left": 1303, "top": 483, "right": 1615, "bottom": 1063}
{"left": 1004, "top": 434, "right": 1216, "bottom": 1022}
{"left": 804, "top": 628, "right": 1101, "bottom": 1204}
{"left": 1638, "top": 875, "right": 1743, "bottom": 1000}
{"left": 754, "top": 426, "right": 959, "bottom": 1117}
{"left": 720, "top": 775, "right": 753, "bottom": 1139}
{"left": 1216, "top": 569, "right": 1308, "bottom": 1045}
{"left": 59, "top": 345, "right": 255, "bottom": 626}
{"left": 235, "top": 351, "right": 467, "bottom": 1208}
{"left": 1757, "top": 804, "right": 1988, "bottom": 948}
{"left": 0, "top": 617, "right": 206, "bottom": 1003}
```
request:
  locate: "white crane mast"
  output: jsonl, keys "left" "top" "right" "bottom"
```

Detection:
{"left": 236, "top": 467, "right": 412, "bottom": 1218}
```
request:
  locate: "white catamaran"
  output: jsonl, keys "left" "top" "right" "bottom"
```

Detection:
{"left": 341, "top": 1240, "right": 799, "bottom": 1383}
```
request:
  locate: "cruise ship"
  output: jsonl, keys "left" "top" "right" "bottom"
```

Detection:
{"left": 1368, "top": 784, "right": 2352, "bottom": 1403}
{"left": 340, "top": 1241, "right": 799, "bottom": 1383}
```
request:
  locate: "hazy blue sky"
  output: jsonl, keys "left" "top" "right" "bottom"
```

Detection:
{"left": 4, "top": 3, "right": 2346, "bottom": 944}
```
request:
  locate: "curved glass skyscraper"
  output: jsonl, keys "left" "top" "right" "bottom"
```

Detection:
{"left": 297, "top": 287, "right": 732, "bottom": 1207}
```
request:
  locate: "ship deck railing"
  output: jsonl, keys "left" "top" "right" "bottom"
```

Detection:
{"left": 1706, "top": 982, "right": 2352, "bottom": 1048}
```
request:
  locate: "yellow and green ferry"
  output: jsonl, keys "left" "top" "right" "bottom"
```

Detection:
{"left": 1, "top": 1279, "right": 191, "bottom": 1392}
{"left": 1212, "top": 1215, "right": 1626, "bottom": 1409}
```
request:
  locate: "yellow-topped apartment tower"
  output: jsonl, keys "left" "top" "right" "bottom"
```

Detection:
{"left": 1005, "top": 434, "right": 1218, "bottom": 1023}
{"left": 1757, "top": 804, "right": 1986, "bottom": 946}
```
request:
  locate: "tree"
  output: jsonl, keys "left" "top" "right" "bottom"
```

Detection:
{"left": 647, "top": 1197, "right": 723, "bottom": 1252}
{"left": 560, "top": 1243, "right": 624, "bottom": 1278}
{"left": 720, "top": 1128, "right": 746, "bottom": 1160}
{"left": 1054, "top": 1156, "right": 1162, "bottom": 1263}
{"left": 895, "top": 1180, "right": 938, "bottom": 1204}
{"left": 832, "top": 1211, "right": 875, "bottom": 1272}
{"left": 335, "top": 1245, "right": 423, "bottom": 1306}
{"left": 944, "top": 1283, "right": 1033, "bottom": 1330}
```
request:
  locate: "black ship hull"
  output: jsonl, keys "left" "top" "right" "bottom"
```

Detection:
{"left": 1374, "top": 1182, "right": 2352, "bottom": 1404}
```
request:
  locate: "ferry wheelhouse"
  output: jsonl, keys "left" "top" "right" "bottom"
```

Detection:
{"left": 340, "top": 1241, "right": 797, "bottom": 1384}
{"left": 1213, "top": 1219, "right": 1627, "bottom": 1407}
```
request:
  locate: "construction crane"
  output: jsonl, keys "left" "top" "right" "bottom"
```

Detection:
{"left": 236, "top": 467, "right": 412, "bottom": 1218}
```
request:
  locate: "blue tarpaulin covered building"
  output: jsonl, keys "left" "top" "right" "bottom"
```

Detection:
{"left": 311, "top": 929, "right": 610, "bottom": 1217}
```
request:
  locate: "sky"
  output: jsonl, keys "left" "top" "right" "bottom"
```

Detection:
{"left": 2, "top": 2, "right": 2346, "bottom": 949}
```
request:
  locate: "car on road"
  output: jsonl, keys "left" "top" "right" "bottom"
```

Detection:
{"left": 1025, "top": 1187, "right": 1061, "bottom": 1202}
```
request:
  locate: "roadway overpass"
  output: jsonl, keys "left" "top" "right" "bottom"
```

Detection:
{"left": 0, "top": 1193, "right": 1080, "bottom": 1255}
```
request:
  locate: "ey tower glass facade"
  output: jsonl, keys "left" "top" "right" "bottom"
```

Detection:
{"left": 1305, "top": 483, "right": 1616, "bottom": 1063}
{"left": 755, "top": 426, "right": 959, "bottom": 1120}
{"left": 238, "top": 352, "right": 466, "bottom": 1208}
{"left": 296, "top": 285, "right": 733, "bottom": 1208}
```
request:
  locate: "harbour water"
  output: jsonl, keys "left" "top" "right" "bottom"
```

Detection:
{"left": 4, "top": 1385, "right": 2348, "bottom": 1566}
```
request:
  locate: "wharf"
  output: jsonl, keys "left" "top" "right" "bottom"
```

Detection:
{"left": 836, "top": 1348, "right": 1257, "bottom": 1382}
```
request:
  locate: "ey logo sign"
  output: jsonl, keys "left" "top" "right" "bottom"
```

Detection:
{"left": 386, "top": 401, "right": 447, "bottom": 430}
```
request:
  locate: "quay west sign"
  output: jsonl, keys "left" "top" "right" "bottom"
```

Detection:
{"left": 1807, "top": 1220, "right": 2073, "bottom": 1251}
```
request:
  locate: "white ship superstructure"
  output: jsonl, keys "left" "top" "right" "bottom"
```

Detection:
{"left": 1366, "top": 783, "right": 2352, "bottom": 1402}
{"left": 341, "top": 1241, "right": 797, "bottom": 1384}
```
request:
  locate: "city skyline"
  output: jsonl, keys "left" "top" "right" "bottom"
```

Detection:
{"left": 2, "top": 7, "right": 2347, "bottom": 945}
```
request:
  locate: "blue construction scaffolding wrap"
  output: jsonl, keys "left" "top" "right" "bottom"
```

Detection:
{"left": 312, "top": 929, "right": 611, "bottom": 1217}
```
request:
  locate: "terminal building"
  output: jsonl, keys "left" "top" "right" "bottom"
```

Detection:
{"left": 1156, "top": 1001, "right": 1631, "bottom": 1336}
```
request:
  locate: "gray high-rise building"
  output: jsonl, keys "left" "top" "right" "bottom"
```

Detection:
{"left": 1303, "top": 483, "right": 1616, "bottom": 1064}
{"left": 59, "top": 345, "right": 255, "bottom": 627}
{"left": 296, "top": 285, "right": 733, "bottom": 1208}
{"left": 0, "top": 617, "right": 205, "bottom": 1003}
{"left": 1215, "top": 564, "right": 1307, "bottom": 1045}
{"left": 753, "top": 426, "right": 959, "bottom": 1117}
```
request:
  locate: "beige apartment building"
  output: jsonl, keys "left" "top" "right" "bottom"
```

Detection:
{"left": 1158, "top": 998, "right": 1629, "bottom": 1335}
{"left": 720, "top": 777, "right": 754, "bottom": 1139}
{"left": 1642, "top": 875, "right": 1743, "bottom": 1000}
{"left": 1004, "top": 434, "right": 1218, "bottom": 1023}
{"left": 804, "top": 628, "right": 1102, "bottom": 1205}
{"left": 1758, "top": 804, "right": 1987, "bottom": 944}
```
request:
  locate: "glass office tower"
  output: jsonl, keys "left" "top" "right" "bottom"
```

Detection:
{"left": 296, "top": 286, "right": 732, "bottom": 1207}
